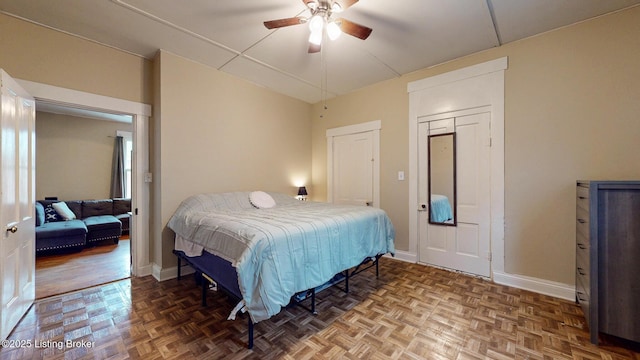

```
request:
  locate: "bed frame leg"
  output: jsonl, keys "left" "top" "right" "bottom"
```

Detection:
{"left": 177, "top": 256, "right": 182, "bottom": 280}
{"left": 247, "top": 318, "right": 254, "bottom": 349}
{"left": 376, "top": 255, "right": 380, "bottom": 278}
{"left": 311, "top": 289, "right": 317, "bottom": 315}
{"left": 201, "top": 278, "right": 208, "bottom": 307}
{"left": 344, "top": 270, "right": 350, "bottom": 293}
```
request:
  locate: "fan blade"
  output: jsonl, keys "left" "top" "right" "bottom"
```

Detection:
{"left": 337, "top": 18, "right": 372, "bottom": 40}
{"left": 308, "top": 43, "right": 321, "bottom": 53}
{"left": 335, "top": 0, "right": 358, "bottom": 11}
{"left": 264, "top": 17, "right": 304, "bottom": 29}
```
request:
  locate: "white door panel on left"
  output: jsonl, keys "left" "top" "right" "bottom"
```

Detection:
{"left": 1, "top": 69, "right": 36, "bottom": 341}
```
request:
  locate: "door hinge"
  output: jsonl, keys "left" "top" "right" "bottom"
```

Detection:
{"left": 486, "top": 251, "right": 492, "bottom": 261}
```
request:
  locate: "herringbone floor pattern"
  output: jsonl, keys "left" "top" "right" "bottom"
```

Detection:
{"left": 2, "top": 258, "right": 639, "bottom": 359}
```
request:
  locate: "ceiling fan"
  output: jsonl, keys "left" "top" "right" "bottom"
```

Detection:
{"left": 263, "top": 0, "right": 372, "bottom": 53}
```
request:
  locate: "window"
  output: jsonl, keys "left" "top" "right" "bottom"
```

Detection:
{"left": 117, "top": 131, "right": 133, "bottom": 198}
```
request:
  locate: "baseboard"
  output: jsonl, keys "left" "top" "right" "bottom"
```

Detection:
{"left": 493, "top": 271, "right": 575, "bottom": 301}
{"left": 134, "top": 264, "right": 153, "bottom": 277}
{"left": 384, "top": 249, "right": 417, "bottom": 263}
{"left": 151, "top": 263, "right": 176, "bottom": 281}
{"left": 151, "top": 263, "right": 195, "bottom": 282}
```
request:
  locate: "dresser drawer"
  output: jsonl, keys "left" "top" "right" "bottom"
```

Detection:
{"left": 576, "top": 272, "right": 590, "bottom": 302}
{"left": 576, "top": 255, "right": 590, "bottom": 291}
{"left": 576, "top": 185, "right": 590, "bottom": 211}
{"left": 576, "top": 275, "right": 591, "bottom": 327}
{"left": 576, "top": 206, "right": 590, "bottom": 239}
{"left": 576, "top": 231, "right": 589, "bottom": 251}
{"left": 576, "top": 236, "right": 589, "bottom": 264}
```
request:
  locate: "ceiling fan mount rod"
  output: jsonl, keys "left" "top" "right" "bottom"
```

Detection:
{"left": 306, "top": 0, "right": 341, "bottom": 18}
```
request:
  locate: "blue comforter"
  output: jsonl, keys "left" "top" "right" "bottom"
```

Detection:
{"left": 167, "top": 192, "right": 395, "bottom": 323}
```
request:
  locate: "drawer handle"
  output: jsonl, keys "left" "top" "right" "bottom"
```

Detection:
{"left": 577, "top": 243, "right": 587, "bottom": 250}
{"left": 578, "top": 196, "right": 587, "bottom": 199}
{"left": 577, "top": 267, "right": 586, "bottom": 276}
{"left": 577, "top": 219, "right": 586, "bottom": 224}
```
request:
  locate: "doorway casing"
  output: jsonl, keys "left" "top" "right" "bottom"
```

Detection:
{"left": 17, "top": 79, "right": 152, "bottom": 277}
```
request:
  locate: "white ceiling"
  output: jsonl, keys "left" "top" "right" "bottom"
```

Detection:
{"left": 2, "top": 0, "right": 639, "bottom": 104}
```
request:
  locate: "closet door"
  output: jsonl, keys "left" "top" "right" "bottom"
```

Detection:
{"left": 418, "top": 111, "right": 491, "bottom": 277}
{"left": 331, "top": 131, "right": 373, "bottom": 206}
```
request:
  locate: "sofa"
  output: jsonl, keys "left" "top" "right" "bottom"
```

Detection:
{"left": 35, "top": 198, "right": 131, "bottom": 253}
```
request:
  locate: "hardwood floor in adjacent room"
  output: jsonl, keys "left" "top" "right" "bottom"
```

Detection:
{"left": 3, "top": 257, "right": 639, "bottom": 359}
{"left": 35, "top": 238, "right": 131, "bottom": 299}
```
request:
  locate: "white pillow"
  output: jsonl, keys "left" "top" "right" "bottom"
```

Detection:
{"left": 249, "top": 191, "right": 276, "bottom": 209}
{"left": 52, "top": 201, "right": 76, "bottom": 220}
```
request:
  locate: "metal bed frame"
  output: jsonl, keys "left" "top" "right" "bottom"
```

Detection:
{"left": 173, "top": 249, "right": 383, "bottom": 349}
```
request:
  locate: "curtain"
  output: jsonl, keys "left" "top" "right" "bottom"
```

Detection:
{"left": 110, "top": 136, "right": 125, "bottom": 198}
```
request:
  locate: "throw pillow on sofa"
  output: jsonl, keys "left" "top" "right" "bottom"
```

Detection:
{"left": 35, "top": 202, "right": 45, "bottom": 226}
{"left": 44, "top": 205, "right": 62, "bottom": 222}
{"left": 52, "top": 201, "right": 77, "bottom": 220}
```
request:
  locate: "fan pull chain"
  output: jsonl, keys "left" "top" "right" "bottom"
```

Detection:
{"left": 320, "top": 32, "right": 328, "bottom": 117}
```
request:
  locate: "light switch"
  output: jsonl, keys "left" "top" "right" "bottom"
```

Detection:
{"left": 398, "top": 171, "right": 405, "bottom": 181}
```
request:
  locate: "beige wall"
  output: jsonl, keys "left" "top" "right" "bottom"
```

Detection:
{"left": 35, "top": 112, "right": 132, "bottom": 200}
{"left": 311, "top": 7, "right": 640, "bottom": 284}
{"left": 154, "top": 51, "right": 311, "bottom": 267}
{"left": 0, "top": 13, "right": 152, "bottom": 104}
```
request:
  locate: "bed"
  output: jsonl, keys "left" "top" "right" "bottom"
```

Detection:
{"left": 167, "top": 191, "right": 395, "bottom": 347}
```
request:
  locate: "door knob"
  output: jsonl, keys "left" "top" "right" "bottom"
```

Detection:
{"left": 6, "top": 225, "right": 18, "bottom": 233}
{"left": 366, "top": 201, "right": 372, "bottom": 206}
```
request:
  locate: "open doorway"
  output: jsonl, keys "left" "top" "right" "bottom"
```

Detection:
{"left": 34, "top": 106, "right": 133, "bottom": 299}
{"left": 16, "top": 78, "right": 152, "bottom": 298}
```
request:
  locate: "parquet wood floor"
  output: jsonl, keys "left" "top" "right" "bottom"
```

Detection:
{"left": 2, "top": 258, "right": 639, "bottom": 359}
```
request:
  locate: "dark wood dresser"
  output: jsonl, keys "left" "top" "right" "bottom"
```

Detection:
{"left": 576, "top": 180, "right": 640, "bottom": 344}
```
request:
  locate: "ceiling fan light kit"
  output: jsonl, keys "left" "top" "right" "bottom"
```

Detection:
{"left": 326, "top": 21, "right": 342, "bottom": 40}
{"left": 308, "top": 14, "right": 325, "bottom": 33}
{"left": 264, "top": 0, "right": 371, "bottom": 52}
{"left": 309, "top": 30, "right": 323, "bottom": 45}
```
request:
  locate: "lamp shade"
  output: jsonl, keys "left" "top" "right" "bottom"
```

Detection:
{"left": 297, "top": 186, "right": 308, "bottom": 196}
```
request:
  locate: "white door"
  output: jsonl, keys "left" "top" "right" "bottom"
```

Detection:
{"left": 0, "top": 70, "right": 36, "bottom": 340}
{"left": 331, "top": 131, "right": 373, "bottom": 206}
{"left": 418, "top": 111, "right": 491, "bottom": 277}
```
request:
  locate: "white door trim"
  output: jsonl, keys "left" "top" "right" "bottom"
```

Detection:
{"left": 327, "top": 120, "right": 380, "bottom": 207}
{"left": 16, "top": 79, "right": 152, "bottom": 277}
{"left": 408, "top": 57, "right": 507, "bottom": 278}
